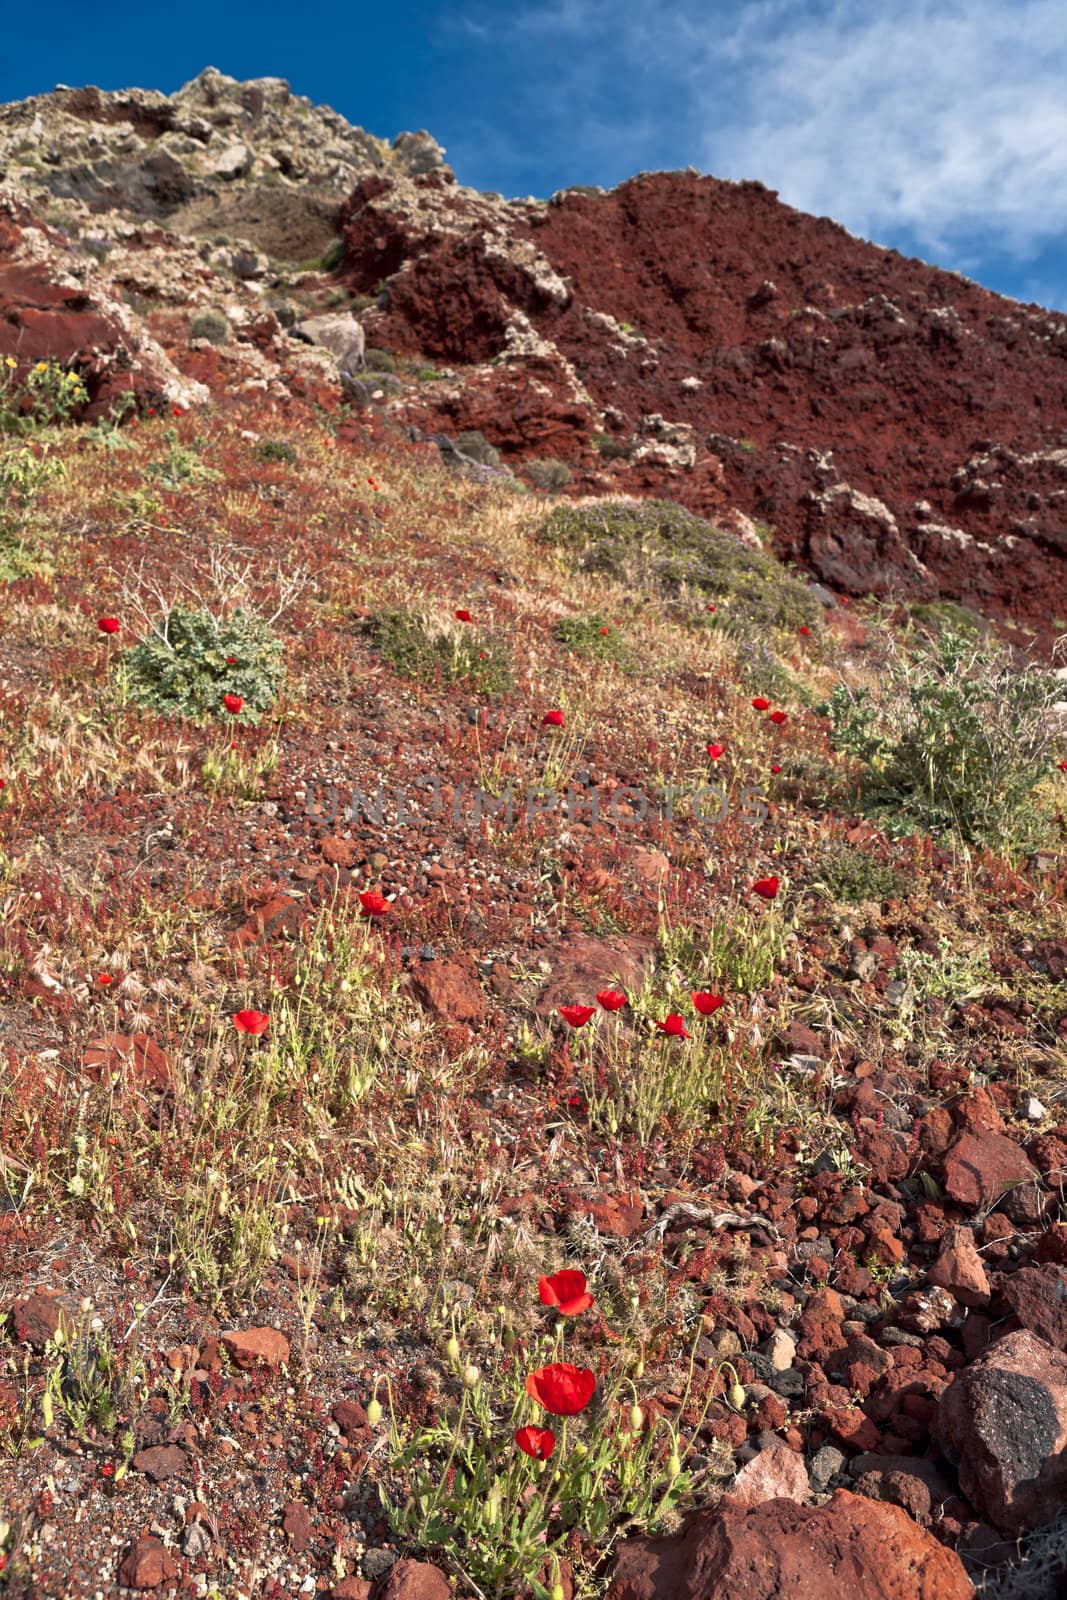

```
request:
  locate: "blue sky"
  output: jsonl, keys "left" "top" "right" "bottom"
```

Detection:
{"left": 4, "top": 0, "right": 1066, "bottom": 310}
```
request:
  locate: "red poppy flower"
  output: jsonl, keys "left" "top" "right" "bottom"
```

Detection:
{"left": 455, "top": 608, "right": 472, "bottom": 622}
{"left": 97, "top": 617, "right": 120, "bottom": 635}
{"left": 751, "top": 876, "right": 779, "bottom": 900}
{"left": 148, "top": 408, "right": 156, "bottom": 416}
{"left": 99, "top": 1461, "right": 115, "bottom": 1478}
{"left": 543, "top": 710, "right": 565, "bottom": 727}
{"left": 692, "top": 992, "right": 724, "bottom": 1016}
{"left": 706, "top": 604, "right": 716, "bottom": 612}
{"left": 525, "top": 1362, "right": 596, "bottom": 1415}
{"left": 515, "top": 1425, "right": 556, "bottom": 1460}
{"left": 655, "top": 1014, "right": 691, "bottom": 1038}
{"left": 597, "top": 989, "right": 628, "bottom": 1011}
{"left": 770, "top": 764, "right": 782, "bottom": 775}
{"left": 769, "top": 710, "right": 788, "bottom": 726}
{"left": 799, "top": 626, "right": 810, "bottom": 636}
{"left": 226, "top": 655, "right": 237, "bottom": 665}
{"left": 0, "top": 779, "right": 5, "bottom": 791}
{"left": 97, "top": 974, "right": 113, "bottom": 987}
{"left": 559, "top": 1004, "right": 595, "bottom": 1028}
{"left": 368, "top": 477, "right": 379, "bottom": 490}
{"left": 223, "top": 693, "right": 243, "bottom": 715}
{"left": 1059, "top": 761, "right": 1067, "bottom": 772}
{"left": 599, "top": 626, "right": 610, "bottom": 634}
{"left": 359, "top": 891, "right": 390, "bottom": 916}
{"left": 172, "top": 407, "right": 184, "bottom": 417}
{"left": 706, "top": 743, "right": 726, "bottom": 761}
{"left": 751, "top": 697, "right": 771, "bottom": 711}
{"left": 233, "top": 1009, "right": 270, "bottom": 1035}
{"left": 539, "top": 1269, "right": 594, "bottom": 1315}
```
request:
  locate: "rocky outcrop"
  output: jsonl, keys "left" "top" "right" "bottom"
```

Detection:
{"left": 606, "top": 1490, "right": 975, "bottom": 1599}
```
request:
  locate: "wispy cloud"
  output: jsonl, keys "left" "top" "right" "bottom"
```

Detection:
{"left": 448, "top": 0, "right": 1067, "bottom": 297}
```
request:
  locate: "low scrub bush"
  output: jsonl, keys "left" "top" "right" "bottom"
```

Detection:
{"left": 814, "top": 839, "right": 906, "bottom": 904}
{"left": 365, "top": 609, "right": 513, "bottom": 695}
{"left": 525, "top": 457, "right": 573, "bottom": 492}
{"left": 188, "top": 309, "right": 232, "bottom": 345}
{"left": 823, "top": 629, "right": 1064, "bottom": 856}
{"left": 540, "top": 498, "right": 820, "bottom": 632}
{"left": 553, "top": 612, "right": 634, "bottom": 670}
{"left": 122, "top": 607, "right": 285, "bottom": 723}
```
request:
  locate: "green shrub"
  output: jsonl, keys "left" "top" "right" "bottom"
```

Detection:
{"left": 0, "top": 442, "right": 64, "bottom": 579}
{"left": 254, "top": 438, "right": 298, "bottom": 466}
{"left": 189, "top": 309, "right": 232, "bottom": 345}
{"left": 814, "top": 840, "right": 906, "bottom": 904}
{"left": 733, "top": 640, "right": 816, "bottom": 706}
{"left": 364, "top": 349, "right": 397, "bottom": 373}
{"left": 455, "top": 430, "right": 500, "bottom": 467}
{"left": 908, "top": 599, "right": 989, "bottom": 640}
{"left": 591, "top": 433, "right": 632, "bottom": 460}
{"left": 365, "top": 609, "right": 513, "bottom": 695}
{"left": 143, "top": 429, "right": 221, "bottom": 492}
{"left": 822, "top": 629, "right": 1064, "bottom": 856}
{"left": 319, "top": 238, "right": 345, "bottom": 273}
{"left": 122, "top": 607, "right": 285, "bottom": 723}
{"left": 553, "top": 612, "right": 633, "bottom": 669}
{"left": 541, "top": 498, "right": 820, "bottom": 633}
{"left": 525, "top": 458, "right": 573, "bottom": 492}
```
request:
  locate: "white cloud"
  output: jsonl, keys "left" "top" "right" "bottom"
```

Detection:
{"left": 460, "top": 0, "right": 1067, "bottom": 281}
{"left": 702, "top": 0, "right": 1067, "bottom": 261}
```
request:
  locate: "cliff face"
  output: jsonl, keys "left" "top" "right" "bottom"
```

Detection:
{"left": 2, "top": 68, "right": 1066, "bottom": 635}
{"left": 337, "top": 169, "right": 1067, "bottom": 634}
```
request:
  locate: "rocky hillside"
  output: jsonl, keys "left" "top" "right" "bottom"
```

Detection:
{"left": 1, "top": 65, "right": 1067, "bottom": 1600}
{"left": 1, "top": 68, "right": 1066, "bottom": 641}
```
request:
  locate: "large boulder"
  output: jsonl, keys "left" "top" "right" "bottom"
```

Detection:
{"left": 606, "top": 1490, "right": 974, "bottom": 1599}
{"left": 934, "top": 1329, "right": 1067, "bottom": 1535}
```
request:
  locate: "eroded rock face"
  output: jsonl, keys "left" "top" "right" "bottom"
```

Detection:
{"left": 336, "top": 168, "right": 1067, "bottom": 637}
{"left": 0, "top": 184, "right": 208, "bottom": 417}
{"left": 605, "top": 1489, "right": 975, "bottom": 1600}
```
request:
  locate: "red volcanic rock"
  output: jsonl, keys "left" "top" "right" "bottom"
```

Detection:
{"left": 221, "top": 1326, "right": 290, "bottom": 1370}
{"left": 117, "top": 1536, "right": 179, "bottom": 1590}
{"left": 378, "top": 1560, "right": 452, "bottom": 1600}
{"left": 934, "top": 1329, "right": 1067, "bottom": 1535}
{"left": 535, "top": 933, "right": 655, "bottom": 1017}
{"left": 337, "top": 169, "right": 1067, "bottom": 637}
{"left": 0, "top": 185, "right": 206, "bottom": 418}
{"left": 606, "top": 1490, "right": 974, "bottom": 1600}
{"left": 927, "top": 1226, "right": 991, "bottom": 1308}
{"left": 999, "top": 1263, "right": 1067, "bottom": 1349}
{"left": 941, "top": 1129, "right": 1038, "bottom": 1212}
{"left": 408, "top": 954, "right": 487, "bottom": 1026}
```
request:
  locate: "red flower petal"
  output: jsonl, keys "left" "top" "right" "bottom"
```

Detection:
{"left": 97, "top": 617, "right": 120, "bottom": 635}
{"left": 223, "top": 693, "right": 244, "bottom": 714}
{"left": 751, "top": 876, "right": 779, "bottom": 900}
{"left": 525, "top": 1362, "right": 596, "bottom": 1415}
{"left": 515, "top": 1424, "right": 556, "bottom": 1459}
{"left": 455, "top": 609, "right": 472, "bottom": 622}
{"left": 655, "top": 1014, "right": 691, "bottom": 1038}
{"left": 359, "top": 891, "right": 390, "bottom": 916}
{"left": 232, "top": 1009, "right": 270, "bottom": 1035}
{"left": 542, "top": 709, "right": 565, "bottom": 727}
{"left": 558, "top": 1004, "right": 595, "bottom": 1028}
{"left": 751, "top": 697, "right": 771, "bottom": 711}
{"left": 596, "top": 989, "right": 628, "bottom": 1011}
{"left": 706, "top": 743, "right": 725, "bottom": 760}
{"left": 691, "top": 992, "right": 724, "bottom": 1016}
{"left": 769, "top": 710, "right": 788, "bottom": 726}
{"left": 539, "top": 1270, "right": 594, "bottom": 1316}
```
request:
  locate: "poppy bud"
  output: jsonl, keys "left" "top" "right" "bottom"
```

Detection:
{"left": 367, "top": 1397, "right": 383, "bottom": 1427}
{"left": 551, "top": 1587, "right": 566, "bottom": 1600}
{"left": 634, "top": 1357, "right": 645, "bottom": 1379}
{"left": 41, "top": 1389, "right": 53, "bottom": 1428}
{"left": 462, "top": 1364, "right": 481, "bottom": 1388}
{"left": 728, "top": 1381, "right": 746, "bottom": 1410}
{"left": 629, "top": 1403, "right": 643, "bottom": 1432}
{"left": 571, "top": 1441, "right": 588, "bottom": 1460}
{"left": 502, "top": 1325, "right": 516, "bottom": 1351}
{"left": 667, "top": 1450, "right": 682, "bottom": 1480}
{"left": 445, "top": 1334, "right": 461, "bottom": 1364}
